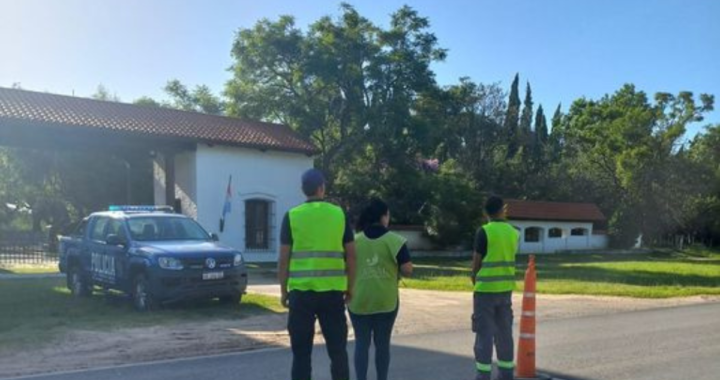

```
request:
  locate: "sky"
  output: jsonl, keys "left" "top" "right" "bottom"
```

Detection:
{"left": 1, "top": 0, "right": 718, "bottom": 138}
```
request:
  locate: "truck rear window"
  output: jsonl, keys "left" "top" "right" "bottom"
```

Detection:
{"left": 127, "top": 217, "right": 211, "bottom": 241}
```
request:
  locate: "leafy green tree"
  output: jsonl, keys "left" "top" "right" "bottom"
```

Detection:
{"left": 164, "top": 80, "right": 225, "bottom": 115}
{"left": 224, "top": 4, "right": 446, "bottom": 191}
{"left": 133, "top": 96, "right": 163, "bottom": 107}
{"left": 561, "top": 85, "right": 714, "bottom": 246}
{"left": 91, "top": 84, "right": 120, "bottom": 102}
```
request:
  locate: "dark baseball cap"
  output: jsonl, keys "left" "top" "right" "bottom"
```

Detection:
{"left": 301, "top": 169, "right": 326, "bottom": 196}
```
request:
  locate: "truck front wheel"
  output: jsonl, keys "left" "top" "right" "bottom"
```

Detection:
{"left": 132, "top": 274, "right": 157, "bottom": 312}
{"left": 67, "top": 266, "right": 91, "bottom": 298}
{"left": 219, "top": 292, "right": 242, "bottom": 305}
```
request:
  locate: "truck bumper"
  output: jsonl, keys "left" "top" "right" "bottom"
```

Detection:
{"left": 150, "top": 266, "right": 248, "bottom": 303}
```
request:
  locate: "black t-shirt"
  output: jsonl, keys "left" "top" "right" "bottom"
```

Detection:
{"left": 474, "top": 228, "right": 488, "bottom": 260}
{"left": 280, "top": 200, "right": 354, "bottom": 246}
{"left": 362, "top": 225, "right": 412, "bottom": 266}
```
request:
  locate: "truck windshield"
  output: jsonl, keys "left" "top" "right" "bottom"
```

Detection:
{"left": 127, "top": 217, "right": 211, "bottom": 242}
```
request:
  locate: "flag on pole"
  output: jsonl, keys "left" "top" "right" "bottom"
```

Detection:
{"left": 220, "top": 175, "right": 232, "bottom": 232}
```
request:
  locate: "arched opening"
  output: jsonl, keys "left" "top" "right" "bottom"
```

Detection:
{"left": 571, "top": 228, "right": 588, "bottom": 236}
{"left": 548, "top": 227, "right": 563, "bottom": 238}
{"left": 245, "top": 199, "right": 273, "bottom": 251}
{"left": 524, "top": 227, "right": 543, "bottom": 243}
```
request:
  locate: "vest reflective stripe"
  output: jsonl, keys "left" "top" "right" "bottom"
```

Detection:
{"left": 289, "top": 269, "right": 347, "bottom": 278}
{"left": 476, "top": 362, "right": 492, "bottom": 373}
{"left": 476, "top": 275, "right": 516, "bottom": 282}
{"left": 497, "top": 360, "right": 515, "bottom": 369}
{"left": 288, "top": 202, "right": 347, "bottom": 292}
{"left": 292, "top": 251, "right": 344, "bottom": 259}
{"left": 480, "top": 261, "right": 515, "bottom": 268}
{"left": 475, "top": 221, "right": 519, "bottom": 293}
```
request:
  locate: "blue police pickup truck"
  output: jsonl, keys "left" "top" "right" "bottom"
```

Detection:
{"left": 58, "top": 206, "right": 248, "bottom": 311}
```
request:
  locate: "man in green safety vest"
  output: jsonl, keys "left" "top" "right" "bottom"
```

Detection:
{"left": 471, "top": 196, "right": 519, "bottom": 380}
{"left": 278, "top": 168, "right": 357, "bottom": 380}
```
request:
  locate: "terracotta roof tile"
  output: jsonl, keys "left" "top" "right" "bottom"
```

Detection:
{"left": 506, "top": 199, "right": 606, "bottom": 222}
{"left": 0, "top": 87, "right": 318, "bottom": 155}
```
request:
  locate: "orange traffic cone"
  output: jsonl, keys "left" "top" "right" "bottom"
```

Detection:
{"left": 516, "top": 254, "right": 538, "bottom": 379}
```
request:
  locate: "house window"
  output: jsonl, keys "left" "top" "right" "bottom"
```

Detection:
{"left": 548, "top": 228, "right": 563, "bottom": 238}
{"left": 571, "top": 228, "right": 588, "bottom": 236}
{"left": 245, "top": 199, "right": 272, "bottom": 250}
{"left": 524, "top": 227, "right": 542, "bottom": 243}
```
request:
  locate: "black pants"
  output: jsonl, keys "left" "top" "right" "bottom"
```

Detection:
{"left": 288, "top": 290, "right": 349, "bottom": 380}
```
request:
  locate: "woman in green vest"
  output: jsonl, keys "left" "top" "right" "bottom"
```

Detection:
{"left": 349, "top": 198, "right": 413, "bottom": 380}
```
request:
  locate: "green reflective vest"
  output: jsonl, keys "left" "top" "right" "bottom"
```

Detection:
{"left": 474, "top": 221, "right": 519, "bottom": 293}
{"left": 349, "top": 231, "right": 406, "bottom": 315}
{"left": 288, "top": 201, "right": 347, "bottom": 292}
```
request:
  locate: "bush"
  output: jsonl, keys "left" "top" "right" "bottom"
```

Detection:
{"left": 424, "top": 160, "right": 483, "bottom": 248}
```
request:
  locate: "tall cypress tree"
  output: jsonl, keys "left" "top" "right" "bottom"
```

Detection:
{"left": 504, "top": 73, "right": 521, "bottom": 157}
{"left": 535, "top": 104, "right": 548, "bottom": 144}
{"left": 548, "top": 103, "right": 563, "bottom": 159}
{"left": 551, "top": 103, "right": 563, "bottom": 133}
{"left": 519, "top": 82, "right": 534, "bottom": 150}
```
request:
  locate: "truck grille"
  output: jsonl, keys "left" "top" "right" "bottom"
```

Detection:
{"left": 182, "top": 257, "right": 233, "bottom": 270}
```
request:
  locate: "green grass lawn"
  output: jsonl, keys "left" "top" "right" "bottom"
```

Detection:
{"left": 403, "top": 247, "right": 720, "bottom": 298}
{"left": 0, "top": 263, "right": 60, "bottom": 275}
{"left": 0, "top": 277, "right": 283, "bottom": 350}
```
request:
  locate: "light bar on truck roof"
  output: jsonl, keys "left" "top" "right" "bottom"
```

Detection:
{"left": 108, "top": 205, "right": 175, "bottom": 213}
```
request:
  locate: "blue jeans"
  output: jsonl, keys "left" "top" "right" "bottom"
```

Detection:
{"left": 349, "top": 305, "right": 398, "bottom": 380}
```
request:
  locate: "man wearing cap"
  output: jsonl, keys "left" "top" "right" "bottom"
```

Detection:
{"left": 278, "top": 169, "right": 356, "bottom": 380}
{"left": 471, "top": 196, "right": 519, "bottom": 380}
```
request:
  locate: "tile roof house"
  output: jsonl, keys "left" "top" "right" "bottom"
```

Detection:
{"left": 0, "top": 87, "right": 317, "bottom": 262}
{"left": 505, "top": 199, "right": 608, "bottom": 253}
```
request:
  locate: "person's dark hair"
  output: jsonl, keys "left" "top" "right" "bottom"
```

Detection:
{"left": 485, "top": 196, "right": 504, "bottom": 217}
{"left": 356, "top": 198, "right": 389, "bottom": 231}
{"left": 301, "top": 169, "right": 326, "bottom": 197}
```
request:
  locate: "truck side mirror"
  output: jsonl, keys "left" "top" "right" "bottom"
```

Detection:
{"left": 106, "top": 234, "right": 125, "bottom": 247}
{"left": 210, "top": 233, "right": 220, "bottom": 242}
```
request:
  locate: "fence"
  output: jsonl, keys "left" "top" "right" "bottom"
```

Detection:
{"left": 0, "top": 231, "right": 58, "bottom": 265}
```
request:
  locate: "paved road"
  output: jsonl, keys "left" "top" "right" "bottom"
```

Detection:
{"left": 8, "top": 302, "right": 720, "bottom": 380}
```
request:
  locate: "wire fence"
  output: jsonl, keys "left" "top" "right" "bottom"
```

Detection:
{"left": 0, "top": 232, "right": 58, "bottom": 265}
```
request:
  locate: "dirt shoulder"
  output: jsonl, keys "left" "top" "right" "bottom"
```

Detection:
{"left": 1, "top": 285, "right": 717, "bottom": 379}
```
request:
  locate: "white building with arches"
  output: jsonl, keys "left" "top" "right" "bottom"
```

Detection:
{"left": 505, "top": 199, "right": 609, "bottom": 254}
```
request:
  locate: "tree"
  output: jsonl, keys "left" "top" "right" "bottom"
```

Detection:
{"left": 519, "top": 81, "right": 533, "bottom": 150}
{"left": 534, "top": 104, "right": 548, "bottom": 145}
{"left": 91, "top": 84, "right": 120, "bottom": 102}
{"left": 503, "top": 73, "right": 521, "bottom": 157}
{"left": 561, "top": 85, "right": 715, "bottom": 246}
{"left": 224, "top": 3, "right": 446, "bottom": 194}
{"left": 551, "top": 103, "right": 563, "bottom": 132}
{"left": 164, "top": 80, "right": 225, "bottom": 115}
{"left": 133, "top": 96, "right": 163, "bottom": 107}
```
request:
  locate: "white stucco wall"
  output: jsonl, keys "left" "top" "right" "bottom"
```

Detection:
{"left": 508, "top": 220, "right": 607, "bottom": 253}
{"left": 193, "top": 144, "right": 313, "bottom": 262}
{"left": 391, "top": 228, "right": 434, "bottom": 251}
{"left": 153, "top": 152, "right": 198, "bottom": 219}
